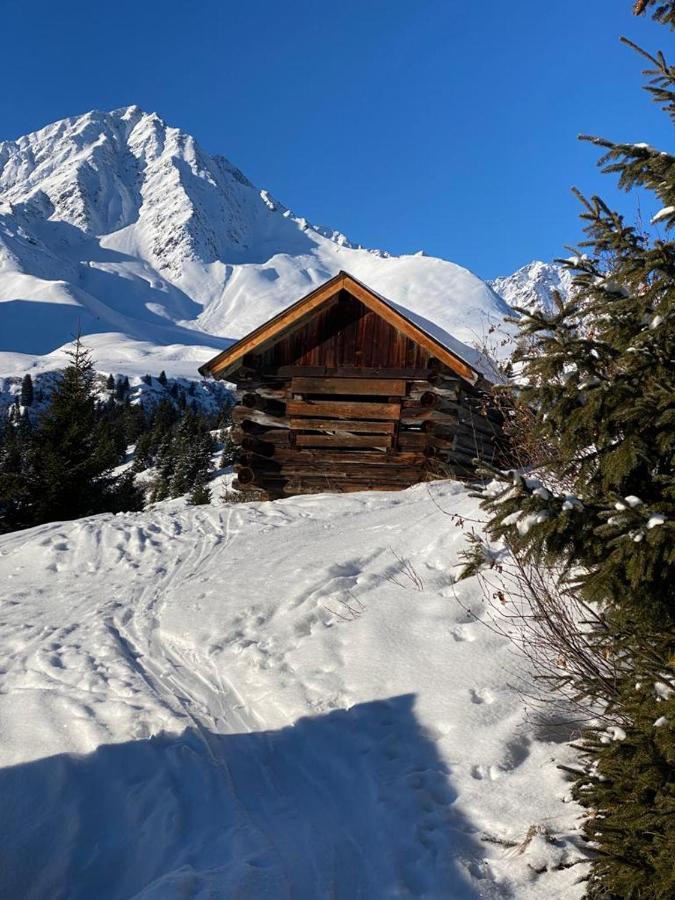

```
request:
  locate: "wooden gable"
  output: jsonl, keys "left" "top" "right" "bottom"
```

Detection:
{"left": 199, "top": 272, "right": 480, "bottom": 385}
{"left": 242, "top": 288, "right": 434, "bottom": 372}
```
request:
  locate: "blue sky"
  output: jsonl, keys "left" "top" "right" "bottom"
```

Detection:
{"left": 1, "top": 1, "right": 670, "bottom": 278}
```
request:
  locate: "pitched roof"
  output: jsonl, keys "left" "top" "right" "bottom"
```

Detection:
{"left": 198, "top": 271, "right": 494, "bottom": 385}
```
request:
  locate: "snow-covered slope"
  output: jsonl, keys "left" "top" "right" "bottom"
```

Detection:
{"left": 490, "top": 261, "right": 573, "bottom": 315}
{"left": 0, "top": 107, "right": 511, "bottom": 379}
{"left": 0, "top": 483, "right": 588, "bottom": 899}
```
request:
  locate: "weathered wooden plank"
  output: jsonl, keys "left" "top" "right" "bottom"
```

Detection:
{"left": 234, "top": 383, "right": 289, "bottom": 399}
{"left": 343, "top": 279, "right": 478, "bottom": 384}
{"left": 330, "top": 366, "right": 432, "bottom": 379}
{"left": 289, "top": 418, "right": 395, "bottom": 434}
{"left": 291, "top": 376, "right": 406, "bottom": 396}
{"left": 268, "top": 465, "right": 424, "bottom": 480}
{"left": 287, "top": 399, "right": 400, "bottom": 420}
{"left": 268, "top": 449, "right": 426, "bottom": 466}
{"left": 296, "top": 433, "right": 392, "bottom": 449}
{"left": 240, "top": 393, "right": 286, "bottom": 413}
{"left": 274, "top": 365, "right": 327, "bottom": 377}
{"left": 231, "top": 407, "right": 291, "bottom": 429}
{"left": 236, "top": 429, "right": 291, "bottom": 447}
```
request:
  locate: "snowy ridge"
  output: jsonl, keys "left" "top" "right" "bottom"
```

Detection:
{"left": 0, "top": 482, "right": 586, "bottom": 898}
{"left": 490, "top": 261, "right": 573, "bottom": 315}
{"left": 0, "top": 107, "right": 511, "bottom": 379}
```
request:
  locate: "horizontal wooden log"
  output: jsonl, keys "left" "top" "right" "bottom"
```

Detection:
{"left": 259, "top": 465, "right": 424, "bottom": 480}
{"left": 420, "top": 391, "right": 443, "bottom": 409}
{"left": 264, "top": 366, "right": 434, "bottom": 379}
{"left": 399, "top": 407, "right": 458, "bottom": 425}
{"left": 239, "top": 438, "right": 275, "bottom": 458}
{"left": 240, "top": 393, "right": 285, "bottom": 414}
{"left": 233, "top": 466, "right": 267, "bottom": 486}
{"left": 287, "top": 399, "right": 400, "bottom": 421}
{"left": 266, "top": 449, "right": 426, "bottom": 466}
{"left": 289, "top": 417, "right": 395, "bottom": 434}
{"left": 407, "top": 386, "right": 458, "bottom": 402}
{"left": 295, "top": 433, "right": 392, "bottom": 449}
{"left": 237, "top": 451, "right": 283, "bottom": 470}
{"left": 236, "top": 428, "right": 291, "bottom": 447}
{"left": 291, "top": 376, "right": 406, "bottom": 396}
{"left": 234, "top": 383, "right": 289, "bottom": 399}
{"left": 231, "top": 407, "right": 292, "bottom": 429}
{"left": 234, "top": 421, "right": 293, "bottom": 441}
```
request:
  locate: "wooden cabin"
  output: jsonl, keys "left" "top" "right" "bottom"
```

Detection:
{"left": 199, "top": 271, "right": 507, "bottom": 497}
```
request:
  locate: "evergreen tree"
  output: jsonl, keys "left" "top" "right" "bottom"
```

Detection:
{"left": 106, "top": 373, "right": 115, "bottom": 391}
{"left": 142, "top": 373, "right": 152, "bottom": 386}
{"left": 467, "top": 27, "right": 674, "bottom": 900}
{"left": 158, "top": 370, "right": 168, "bottom": 387}
{"left": 0, "top": 415, "right": 33, "bottom": 530}
{"left": 123, "top": 404, "right": 147, "bottom": 444}
{"left": 115, "top": 375, "right": 130, "bottom": 402}
{"left": 20, "top": 373, "right": 34, "bottom": 407}
{"left": 150, "top": 433, "right": 177, "bottom": 502}
{"left": 633, "top": 0, "right": 675, "bottom": 25}
{"left": 188, "top": 482, "right": 212, "bottom": 506}
{"left": 26, "top": 337, "right": 142, "bottom": 524}
{"left": 168, "top": 410, "right": 214, "bottom": 498}
{"left": 220, "top": 425, "right": 237, "bottom": 468}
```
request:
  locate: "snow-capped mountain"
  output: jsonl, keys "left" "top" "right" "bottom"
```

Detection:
{"left": 0, "top": 106, "right": 511, "bottom": 379}
{"left": 489, "top": 260, "right": 573, "bottom": 315}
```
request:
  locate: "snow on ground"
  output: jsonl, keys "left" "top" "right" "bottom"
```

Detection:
{"left": 0, "top": 482, "right": 588, "bottom": 899}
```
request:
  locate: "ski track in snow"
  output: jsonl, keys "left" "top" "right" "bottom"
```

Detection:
{"left": 0, "top": 483, "right": 587, "bottom": 899}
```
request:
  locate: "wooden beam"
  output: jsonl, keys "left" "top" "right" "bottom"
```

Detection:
{"left": 290, "top": 418, "right": 395, "bottom": 434}
{"left": 296, "top": 434, "right": 392, "bottom": 449}
{"left": 267, "top": 449, "right": 425, "bottom": 466}
{"left": 291, "top": 376, "right": 406, "bottom": 396}
{"left": 287, "top": 399, "right": 400, "bottom": 420}
{"left": 231, "top": 407, "right": 292, "bottom": 428}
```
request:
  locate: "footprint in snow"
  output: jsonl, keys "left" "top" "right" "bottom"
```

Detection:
{"left": 500, "top": 736, "right": 531, "bottom": 771}
{"left": 469, "top": 687, "right": 495, "bottom": 705}
{"left": 471, "top": 764, "right": 501, "bottom": 781}
{"left": 451, "top": 625, "right": 476, "bottom": 642}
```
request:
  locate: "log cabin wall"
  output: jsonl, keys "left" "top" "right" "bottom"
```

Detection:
{"left": 228, "top": 288, "right": 508, "bottom": 498}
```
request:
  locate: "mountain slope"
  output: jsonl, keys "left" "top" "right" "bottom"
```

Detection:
{"left": 489, "top": 260, "right": 573, "bottom": 315}
{"left": 0, "top": 107, "right": 511, "bottom": 379}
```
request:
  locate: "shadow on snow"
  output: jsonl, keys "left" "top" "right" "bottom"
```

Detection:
{"left": 2, "top": 694, "right": 488, "bottom": 899}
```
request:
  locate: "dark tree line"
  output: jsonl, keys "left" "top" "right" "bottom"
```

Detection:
{"left": 0, "top": 341, "right": 231, "bottom": 533}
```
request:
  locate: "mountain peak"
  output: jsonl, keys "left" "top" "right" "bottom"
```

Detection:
{"left": 0, "top": 106, "right": 513, "bottom": 377}
{"left": 489, "top": 260, "right": 573, "bottom": 313}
